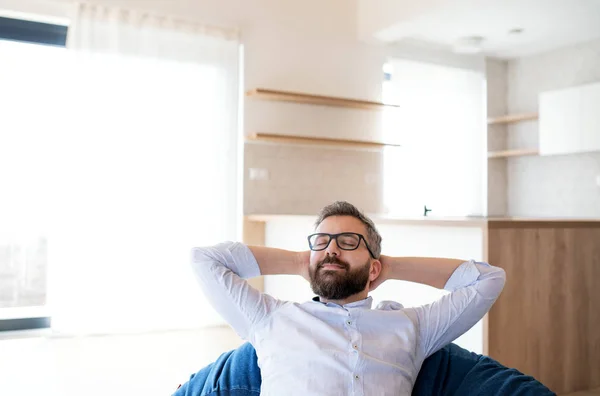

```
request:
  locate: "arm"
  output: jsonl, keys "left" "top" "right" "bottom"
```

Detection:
{"left": 247, "top": 246, "right": 310, "bottom": 280}
{"left": 374, "top": 256, "right": 506, "bottom": 358}
{"left": 191, "top": 242, "right": 285, "bottom": 340}
{"left": 190, "top": 243, "right": 310, "bottom": 340}
{"left": 371, "top": 256, "right": 465, "bottom": 291}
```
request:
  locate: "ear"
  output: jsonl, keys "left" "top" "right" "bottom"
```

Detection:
{"left": 369, "top": 259, "right": 382, "bottom": 282}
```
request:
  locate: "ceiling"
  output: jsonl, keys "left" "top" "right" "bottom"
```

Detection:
{"left": 359, "top": 0, "right": 600, "bottom": 59}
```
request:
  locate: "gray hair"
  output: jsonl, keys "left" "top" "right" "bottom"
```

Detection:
{"left": 314, "top": 201, "right": 382, "bottom": 259}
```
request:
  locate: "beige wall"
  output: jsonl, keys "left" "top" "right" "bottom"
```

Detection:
{"left": 506, "top": 38, "right": 600, "bottom": 217}
{"left": 486, "top": 59, "right": 509, "bottom": 217}
{"left": 244, "top": 143, "right": 384, "bottom": 215}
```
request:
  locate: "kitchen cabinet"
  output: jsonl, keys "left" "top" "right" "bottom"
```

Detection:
{"left": 539, "top": 81, "right": 600, "bottom": 155}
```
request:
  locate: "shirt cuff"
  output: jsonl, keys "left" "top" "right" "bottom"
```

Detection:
{"left": 443, "top": 260, "right": 489, "bottom": 292}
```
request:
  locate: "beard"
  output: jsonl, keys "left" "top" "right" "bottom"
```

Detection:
{"left": 309, "top": 255, "right": 371, "bottom": 300}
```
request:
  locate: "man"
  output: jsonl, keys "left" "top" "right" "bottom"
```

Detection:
{"left": 191, "top": 201, "right": 506, "bottom": 396}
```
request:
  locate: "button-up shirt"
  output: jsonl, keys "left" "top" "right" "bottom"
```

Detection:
{"left": 191, "top": 242, "right": 506, "bottom": 396}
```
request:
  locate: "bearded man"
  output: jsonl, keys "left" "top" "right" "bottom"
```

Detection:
{"left": 190, "top": 201, "right": 506, "bottom": 396}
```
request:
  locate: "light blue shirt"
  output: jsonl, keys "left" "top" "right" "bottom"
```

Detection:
{"left": 191, "top": 242, "right": 506, "bottom": 396}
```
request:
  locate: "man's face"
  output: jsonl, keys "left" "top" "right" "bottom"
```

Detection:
{"left": 308, "top": 216, "right": 376, "bottom": 300}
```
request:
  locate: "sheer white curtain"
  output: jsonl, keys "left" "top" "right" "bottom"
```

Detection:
{"left": 0, "top": 40, "right": 64, "bottom": 320}
{"left": 46, "top": 4, "right": 240, "bottom": 333}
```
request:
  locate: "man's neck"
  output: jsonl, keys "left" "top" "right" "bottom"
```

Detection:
{"left": 319, "top": 291, "right": 368, "bottom": 306}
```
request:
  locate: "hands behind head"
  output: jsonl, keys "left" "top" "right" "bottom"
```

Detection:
{"left": 369, "top": 255, "right": 389, "bottom": 292}
{"left": 297, "top": 250, "right": 311, "bottom": 282}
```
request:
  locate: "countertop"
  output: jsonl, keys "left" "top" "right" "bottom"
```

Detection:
{"left": 245, "top": 214, "right": 600, "bottom": 228}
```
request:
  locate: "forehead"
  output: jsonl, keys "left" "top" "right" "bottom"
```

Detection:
{"left": 316, "top": 216, "right": 368, "bottom": 235}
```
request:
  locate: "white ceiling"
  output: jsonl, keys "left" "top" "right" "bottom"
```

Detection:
{"left": 359, "top": 0, "right": 600, "bottom": 59}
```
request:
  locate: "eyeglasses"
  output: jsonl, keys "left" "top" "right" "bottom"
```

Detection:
{"left": 307, "top": 232, "right": 377, "bottom": 259}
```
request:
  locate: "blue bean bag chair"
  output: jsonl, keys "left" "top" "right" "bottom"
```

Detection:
{"left": 173, "top": 342, "right": 554, "bottom": 396}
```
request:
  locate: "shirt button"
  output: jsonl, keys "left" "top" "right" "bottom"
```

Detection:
{"left": 354, "top": 375, "right": 360, "bottom": 380}
{"left": 353, "top": 344, "right": 358, "bottom": 350}
{"left": 346, "top": 321, "right": 352, "bottom": 325}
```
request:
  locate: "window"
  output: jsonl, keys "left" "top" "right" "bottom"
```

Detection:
{"left": 382, "top": 59, "right": 486, "bottom": 217}
{"left": 0, "top": 16, "right": 67, "bottom": 332}
{"left": 47, "top": 48, "right": 240, "bottom": 333}
{"left": 1, "top": 12, "right": 240, "bottom": 334}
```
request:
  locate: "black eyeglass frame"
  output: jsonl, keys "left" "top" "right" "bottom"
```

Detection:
{"left": 307, "top": 232, "right": 377, "bottom": 259}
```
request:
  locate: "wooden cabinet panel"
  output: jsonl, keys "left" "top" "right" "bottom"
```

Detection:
{"left": 488, "top": 225, "right": 600, "bottom": 394}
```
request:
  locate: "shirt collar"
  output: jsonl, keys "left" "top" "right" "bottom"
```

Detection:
{"left": 312, "top": 295, "right": 373, "bottom": 309}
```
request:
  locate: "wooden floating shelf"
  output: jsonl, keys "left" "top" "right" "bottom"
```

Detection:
{"left": 487, "top": 113, "right": 538, "bottom": 125}
{"left": 246, "top": 133, "right": 401, "bottom": 149}
{"left": 246, "top": 88, "right": 400, "bottom": 110}
{"left": 488, "top": 148, "right": 539, "bottom": 158}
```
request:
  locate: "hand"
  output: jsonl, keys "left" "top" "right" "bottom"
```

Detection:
{"left": 369, "top": 255, "right": 390, "bottom": 291}
{"left": 296, "top": 250, "right": 311, "bottom": 282}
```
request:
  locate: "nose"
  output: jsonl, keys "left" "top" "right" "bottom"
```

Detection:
{"left": 325, "top": 237, "right": 341, "bottom": 256}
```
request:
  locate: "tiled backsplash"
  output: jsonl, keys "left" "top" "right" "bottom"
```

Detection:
{"left": 243, "top": 142, "right": 383, "bottom": 215}
{"left": 507, "top": 152, "right": 600, "bottom": 218}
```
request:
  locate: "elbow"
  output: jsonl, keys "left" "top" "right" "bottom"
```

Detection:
{"left": 190, "top": 247, "right": 204, "bottom": 262}
{"left": 190, "top": 242, "right": 235, "bottom": 265}
{"left": 190, "top": 246, "right": 213, "bottom": 266}
{"left": 490, "top": 267, "right": 507, "bottom": 299}
{"left": 189, "top": 246, "right": 221, "bottom": 283}
{"left": 478, "top": 266, "right": 506, "bottom": 301}
{"left": 497, "top": 268, "right": 507, "bottom": 293}
{"left": 495, "top": 267, "right": 507, "bottom": 285}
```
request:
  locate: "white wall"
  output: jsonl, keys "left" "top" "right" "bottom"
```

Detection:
{"left": 388, "top": 39, "right": 485, "bottom": 72}
{"left": 263, "top": 216, "right": 316, "bottom": 302}
{"left": 0, "top": 0, "right": 70, "bottom": 23}
{"left": 357, "top": 0, "right": 447, "bottom": 42}
{"left": 506, "top": 38, "right": 600, "bottom": 217}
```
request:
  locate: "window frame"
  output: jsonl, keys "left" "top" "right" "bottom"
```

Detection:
{"left": 0, "top": 15, "right": 67, "bottom": 47}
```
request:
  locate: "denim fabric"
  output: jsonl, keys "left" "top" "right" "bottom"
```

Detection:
{"left": 174, "top": 342, "right": 555, "bottom": 396}
{"left": 174, "top": 343, "right": 260, "bottom": 396}
{"left": 411, "top": 343, "right": 555, "bottom": 396}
